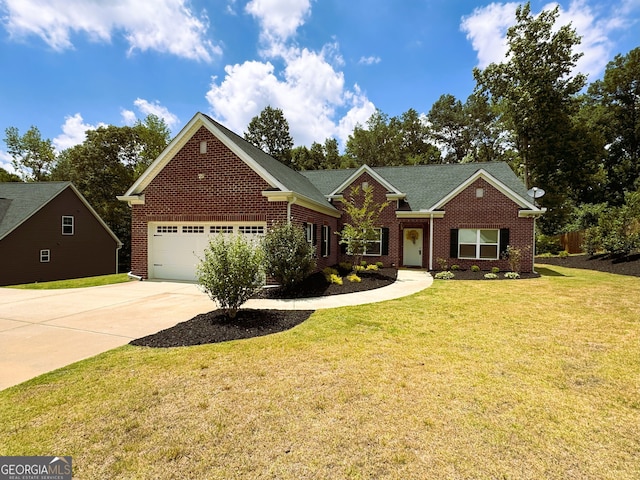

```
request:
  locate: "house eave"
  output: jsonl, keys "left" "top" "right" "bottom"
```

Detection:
{"left": 519, "top": 208, "right": 547, "bottom": 218}
{"left": 262, "top": 191, "right": 341, "bottom": 218}
{"left": 116, "top": 195, "right": 145, "bottom": 206}
{"left": 396, "top": 210, "right": 445, "bottom": 219}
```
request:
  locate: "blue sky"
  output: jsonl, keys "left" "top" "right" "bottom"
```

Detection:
{"left": 1, "top": 0, "right": 639, "bottom": 172}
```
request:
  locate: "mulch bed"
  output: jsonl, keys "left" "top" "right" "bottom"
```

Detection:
{"left": 130, "top": 255, "right": 639, "bottom": 348}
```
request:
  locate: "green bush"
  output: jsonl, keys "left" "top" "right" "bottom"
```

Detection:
{"left": 558, "top": 250, "right": 569, "bottom": 258}
{"left": 536, "top": 234, "right": 563, "bottom": 255}
{"left": 436, "top": 257, "right": 449, "bottom": 271}
{"left": 196, "top": 233, "right": 264, "bottom": 319}
{"left": 365, "top": 264, "right": 378, "bottom": 271}
{"left": 323, "top": 267, "right": 339, "bottom": 281}
{"left": 262, "top": 222, "right": 316, "bottom": 290}
{"left": 347, "top": 273, "right": 361, "bottom": 283}
{"left": 328, "top": 273, "right": 343, "bottom": 285}
{"left": 338, "top": 261, "right": 353, "bottom": 273}
{"left": 484, "top": 273, "right": 498, "bottom": 280}
{"left": 451, "top": 264, "right": 460, "bottom": 271}
{"left": 471, "top": 265, "right": 480, "bottom": 272}
{"left": 375, "top": 262, "right": 384, "bottom": 268}
{"left": 434, "top": 271, "right": 455, "bottom": 280}
{"left": 491, "top": 266, "right": 500, "bottom": 274}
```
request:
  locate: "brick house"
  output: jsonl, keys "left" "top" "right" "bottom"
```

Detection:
{"left": 0, "top": 182, "right": 122, "bottom": 286}
{"left": 118, "top": 112, "right": 544, "bottom": 281}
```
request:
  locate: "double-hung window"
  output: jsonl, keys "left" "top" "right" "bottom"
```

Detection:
{"left": 62, "top": 216, "right": 74, "bottom": 235}
{"left": 40, "top": 249, "right": 50, "bottom": 263}
{"left": 458, "top": 229, "right": 499, "bottom": 260}
{"left": 363, "top": 228, "right": 382, "bottom": 256}
{"left": 321, "top": 225, "right": 331, "bottom": 257}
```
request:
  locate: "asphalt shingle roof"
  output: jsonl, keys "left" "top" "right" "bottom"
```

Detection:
{"left": 0, "top": 182, "right": 71, "bottom": 240}
{"left": 301, "top": 162, "right": 529, "bottom": 211}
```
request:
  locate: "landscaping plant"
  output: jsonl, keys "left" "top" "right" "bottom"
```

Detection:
{"left": 196, "top": 233, "right": 264, "bottom": 319}
{"left": 262, "top": 222, "right": 316, "bottom": 290}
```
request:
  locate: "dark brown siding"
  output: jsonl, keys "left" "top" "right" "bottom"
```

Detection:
{"left": 0, "top": 187, "right": 120, "bottom": 286}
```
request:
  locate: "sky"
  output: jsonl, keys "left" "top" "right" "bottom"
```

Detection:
{"left": 1, "top": 0, "right": 639, "bottom": 173}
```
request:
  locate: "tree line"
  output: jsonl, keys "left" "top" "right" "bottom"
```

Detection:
{"left": 2, "top": 2, "right": 638, "bottom": 261}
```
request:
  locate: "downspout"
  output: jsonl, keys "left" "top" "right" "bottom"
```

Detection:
{"left": 429, "top": 213, "right": 434, "bottom": 271}
{"left": 287, "top": 196, "right": 297, "bottom": 225}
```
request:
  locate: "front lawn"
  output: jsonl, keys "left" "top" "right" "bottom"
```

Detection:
{"left": 6, "top": 273, "right": 131, "bottom": 289}
{"left": 1, "top": 265, "right": 638, "bottom": 479}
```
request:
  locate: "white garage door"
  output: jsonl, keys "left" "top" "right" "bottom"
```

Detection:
{"left": 149, "top": 223, "right": 265, "bottom": 281}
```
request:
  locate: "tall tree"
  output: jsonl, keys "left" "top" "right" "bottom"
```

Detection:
{"left": 398, "top": 108, "right": 441, "bottom": 165}
{"left": 585, "top": 47, "right": 640, "bottom": 203}
{"left": 345, "top": 109, "right": 402, "bottom": 167}
{"left": 244, "top": 106, "right": 294, "bottom": 165}
{"left": 473, "top": 2, "right": 587, "bottom": 233}
{"left": 427, "top": 94, "right": 471, "bottom": 163}
{"left": 3, "top": 126, "right": 56, "bottom": 181}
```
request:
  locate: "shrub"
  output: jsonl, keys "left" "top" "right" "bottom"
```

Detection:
{"left": 536, "top": 234, "right": 563, "bottom": 255}
{"left": 366, "top": 264, "right": 379, "bottom": 271}
{"left": 338, "top": 261, "right": 353, "bottom": 273}
{"left": 491, "top": 267, "right": 500, "bottom": 274}
{"left": 347, "top": 273, "right": 361, "bottom": 283}
{"left": 504, "top": 272, "right": 520, "bottom": 279}
{"left": 434, "top": 271, "right": 455, "bottom": 280}
{"left": 582, "top": 227, "right": 600, "bottom": 256}
{"left": 504, "top": 245, "right": 528, "bottom": 273}
{"left": 360, "top": 260, "right": 368, "bottom": 267}
{"left": 375, "top": 262, "right": 384, "bottom": 268}
{"left": 558, "top": 250, "right": 569, "bottom": 258}
{"left": 353, "top": 265, "right": 365, "bottom": 272}
{"left": 451, "top": 264, "right": 460, "bottom": 271}
{"left": 323, "top": 267, "right": 339, "bottom": 281}
{"left": 484, "top": 273, "right": 498, "bottom": 280}
{"left": 436, "top": 257, "right": 449, "bottom": 271}
{"left": 262, "top": 222, "right": 316, "bottom": 290}
{"left": 471, "top": 265, "right": 480, "bottom": 272}
{"left": 196, "top": 233, "right": 264, "bottom": 319}
{"left": 328, "top": 273, "right": 343, "bottom": 285}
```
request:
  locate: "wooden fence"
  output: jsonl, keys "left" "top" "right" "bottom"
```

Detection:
{"left": 554, "top": 230, "right": 585, "bottom": 254}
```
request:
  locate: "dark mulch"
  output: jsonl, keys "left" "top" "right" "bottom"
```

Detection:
{"left": 252, "top": 267, "right": 398, "bottom": 299}
{"left": 129, "top": 268, "right": 397, "bottom": 348}
{"left": 130, "top": 309, "right": 314, "bottom": 348}
{"left": 443, "top": 269, "right": 541, "bottom": 280}
{"left": 535, "top": 253, "right": 640, "bottom": 277}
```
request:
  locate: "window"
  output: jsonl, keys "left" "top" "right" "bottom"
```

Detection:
{"left": 40, "top": 249, "right": 50, "bottom": 262}
{"left": 182, "top": 226, "right": 204, "bottom": 234}
{"left": 62, "top": 216, "right": 74, "bottom": 235}
{"left": 157, "top": 225, "right": 178, "bottom": 233}
{"left": 321, "top": 225, "right": 331, "bottom": 257}
{"left": 363, "top": 228, "right": 383, "bottom": 256}
{"left": 305, "top": 223, "right": 316, "bottom": 245}
{"left": 239, "top": 225, "right": 265, "bottom": 235}
{"left": 458, "top": 229, "right": 499, "bottom": 259}
{"left": 210, "top": 225, "right": 234, "bottom": 234}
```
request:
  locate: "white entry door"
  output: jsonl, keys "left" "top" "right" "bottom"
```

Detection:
{"left": 403, "top": 228, "right": 423, "bottom": 267}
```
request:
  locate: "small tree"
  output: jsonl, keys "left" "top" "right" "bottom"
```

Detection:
{"left": 262, "top": 222, "right": 316, "bottom": 290}
{"left": 196, "top": 233, "right": 264, "bottom": 319}
{"left": 337, "top": 185, "right": 389, "bottom": 268}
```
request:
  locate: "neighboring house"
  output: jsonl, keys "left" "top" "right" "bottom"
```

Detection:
{"left": 119, "top": 112, "right": 545, "bottom": 282}
{"left": 0, "top": 182, "right": 122, "bottom": 286}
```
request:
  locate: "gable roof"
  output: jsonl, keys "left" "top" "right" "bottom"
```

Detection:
{"left": 121, "top": 112, "right": 338, "bottom": 215}
{"left": 301, "top": 162, "right": 540, "bottom": 213}
{"left": 0, "top": 182, "right": 122, "bottom": 245}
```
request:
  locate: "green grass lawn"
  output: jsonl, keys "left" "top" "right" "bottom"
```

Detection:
{"left": 6, "top": 273, "right": 131, "bottom": 289}
{"left": 1, "top": 265, "right": 639, "bottom": 479}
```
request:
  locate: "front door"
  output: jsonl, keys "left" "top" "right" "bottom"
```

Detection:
{"left": 403, "top": 228, "right": 423, "bottom": 267}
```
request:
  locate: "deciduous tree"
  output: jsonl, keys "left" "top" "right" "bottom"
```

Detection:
{"left": 244, "top": 106, "right": 294, "bottom": 165}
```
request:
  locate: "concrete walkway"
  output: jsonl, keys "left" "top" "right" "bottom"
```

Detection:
{"left": 0, "top": 269, "right": 432, "bottom": 390}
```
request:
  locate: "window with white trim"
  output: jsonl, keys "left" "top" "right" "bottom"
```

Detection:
{"left": 40, "top": 249, "right": 50, "bottom": 262}
{"left": 157, "top": 226, "right": 178, "bottom": 233}
{"left": 210, "top": 226, "right": 234, "bottom": 234}
{"left": 182, "top": 226, "right": 204, "bottom": 234}
{"left": 305, "top": 223, "right": 315, "bottom": 245}
{"left": 459, "top": 229, "right": 499, "bottom": 259}
{"left": 239, "top": 226, "right": 265, "bottom": 235}
{"left": 321, "top": 225, "right": 331, "bottom": 257}
{"left": 363, "top": 228, "right": 382, "bottom": 256}
{"left": 62, "top": 216, "right": 74, "bottom": 235}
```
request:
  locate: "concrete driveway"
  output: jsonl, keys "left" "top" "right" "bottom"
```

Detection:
{"left": 0, "top": 270, "right": 432, "bottom": 391}
{"left": 0, "top": 280, "right": 215, "bottom": 390}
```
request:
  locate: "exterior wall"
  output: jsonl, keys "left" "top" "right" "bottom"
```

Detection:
{"left": 290, "top": 204, "right": 339, "bottom": 271}
{"left": 432, "top": 178, "right": 535, "bottom": 272}
{"left": 333, "top": 172, "right": 402, "bottom": 267}
{"left": 130, "top": 126, "right": 290, "bottom": 278}
{"left": 0, "top": 187, "right": 120, "bottom": 286}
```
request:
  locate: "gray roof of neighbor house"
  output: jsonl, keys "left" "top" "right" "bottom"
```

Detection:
{"left": 0, "top": 181, "right": 122, "bottom": 244}
{"left": 202, "top": 114, "right": 336, "bottom": 210}
{"left": 0, "top": 182, "right": 71, "bottom": 240}
{"left": 300, "top": 162, "right": 531, "bottom": 211}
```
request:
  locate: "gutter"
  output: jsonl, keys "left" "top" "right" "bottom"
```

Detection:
{"left": 127, "top": 271, "right": 143, "bottom": 281}
{"left": 429, "top": 212, "right": 434, "bottom": 271}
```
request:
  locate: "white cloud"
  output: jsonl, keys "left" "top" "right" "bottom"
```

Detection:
{"left": 245, "top": 0, "right": 311, "bottom": 43}
{"left": 53, "top": 113, "right": 107, "bottom": 152}
{"left": 133, "top": 99, "right": 180, "bottom": 129}
{"left": 461, "top": 0, "right": 637, "bottom": 79}
{"left": 121, "top": 109, "right": 137, "bottom": 126}
{"left": 206, "top": 45, "right": 375, "bottom": 148}
{"left": 358, "top": 56, "right": 382, "bottom": 66}
{"left": 0, "top": 149, "right": 15, "bottom": 174}
{"left": 2, "top": 0, "right": 220, "bottom": 61}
